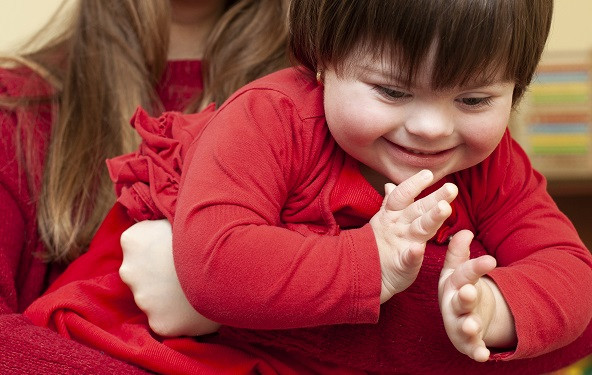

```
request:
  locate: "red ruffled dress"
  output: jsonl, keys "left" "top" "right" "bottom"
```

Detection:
{"left": 25, "top": 105, "right": 363, "bottom": 375}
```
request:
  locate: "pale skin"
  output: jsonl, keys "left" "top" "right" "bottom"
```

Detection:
{"left": 370, "top": 171, "right": 516, "bottom": 362}
{"left": 321, "top": 44, "right": 518, "bottom": 361}
{"left": 120, "top": 42, "right": 518, "bottom": 360}
{"left": 372, "top": 170, "right": 457, "bottom": 303}
{"left": 120, "top": 220, "right": 220, "bottom": 336}
{"left": 438, "top": 230, "right": 516, "bottom": 362}
{"left": 167, "top": 0, "right": 226, "bottom": 60}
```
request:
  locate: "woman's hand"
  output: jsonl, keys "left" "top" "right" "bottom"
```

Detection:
{"left": 119, "top": 219, "right": 221, "bottom": 337}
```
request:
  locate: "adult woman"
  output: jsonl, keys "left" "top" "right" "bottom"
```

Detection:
{"left": 0, "top": 0, "right": 288, "bottom": 372}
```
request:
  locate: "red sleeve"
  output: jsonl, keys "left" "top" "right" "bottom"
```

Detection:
{"left": 173, "top": 88, "right": 381, "bottom": 329}
{"left": 465, "top": 132, "right": 592, "bottom": 359}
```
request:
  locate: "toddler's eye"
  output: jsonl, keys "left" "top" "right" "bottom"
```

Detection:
{"left": 373, "top": 86, "right": 411, "bottom": 100}
{"left": 458, "top": 97, "right": 493, "bottom": 107}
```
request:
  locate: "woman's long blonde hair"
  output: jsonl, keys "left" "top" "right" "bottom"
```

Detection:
{"left": 0, "top": 0, "right": 289, "bottom": 263}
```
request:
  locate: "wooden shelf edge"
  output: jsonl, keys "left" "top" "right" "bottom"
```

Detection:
{"left": 546, "top": 178, "right": 592, "bottom": 196}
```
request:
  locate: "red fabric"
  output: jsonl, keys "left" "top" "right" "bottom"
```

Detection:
{"left": 26, "top": 104, "right": 362, "bottom": 374}
{"left": 156, "top": 60, "right": 203, "bottom": 112}
{"left": 30, "top": 203, "right": 356, "bottom": 375}
{"left": 23, "top": 67, "right": 592, "bottom": 374}
{"left": 0, "top": 61, "right": 201, "bottom": 373}
{"left": 107, "top": 103, "right": 216, "bottom": 222}
{"left": 172, "top": 68, "right": 592, "bottom": 372}
{"left": 0, "top": 67, "right": 57, "bottom": 314}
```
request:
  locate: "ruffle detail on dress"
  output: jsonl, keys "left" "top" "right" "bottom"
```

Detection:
{"left": 106, "top": 104, "right": 216, "bottom": 222}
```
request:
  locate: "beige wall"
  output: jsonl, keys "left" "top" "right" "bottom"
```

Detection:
{"left": 0, "top": 0, "right": 66, "bottom": 52}
{"left": 0, "top": 0, "right": 591, "bottom": 53}
{"left": 547, "top": 0, "right": 592, "bottom": 52}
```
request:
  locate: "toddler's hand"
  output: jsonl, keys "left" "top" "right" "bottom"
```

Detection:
{"left": 438, "top": 230, "right": 498, "bottom": 362}
{"left": 120, "top": 219, "right": 221, "bottom": 337}
{"left": 370, "top": 170, "right": 458, "bottom": 303}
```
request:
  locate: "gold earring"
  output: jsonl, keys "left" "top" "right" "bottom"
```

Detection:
{"left": 316, "top": 70, "right": 323, "bottom": 85}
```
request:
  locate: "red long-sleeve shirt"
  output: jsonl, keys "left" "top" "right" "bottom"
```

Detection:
{"left": 23, "top": 68, "right": 592, "bottom": 374}
{"left": 0, "top": 61, "right": 202, "bottom": 373}
{"left": 171, "top": 68, "right": 592, "bottom": 373}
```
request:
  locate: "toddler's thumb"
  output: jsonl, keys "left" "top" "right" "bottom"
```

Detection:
{"left": 381, "top": 183, "right": 396, "bottom": 208}
{"left": 442, "top": 230, "right": 474, "bottom": 272}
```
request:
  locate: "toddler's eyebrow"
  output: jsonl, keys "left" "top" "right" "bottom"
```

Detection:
{"left": 354, "top": 62, "right": 407, "bottom": 83}
{"left": 461, "top": 77, "right": 513, "bottom": 90}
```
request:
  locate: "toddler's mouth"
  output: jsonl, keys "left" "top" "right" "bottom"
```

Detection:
{"left": 402, "top": 146, "right": 446, "bottom": 155}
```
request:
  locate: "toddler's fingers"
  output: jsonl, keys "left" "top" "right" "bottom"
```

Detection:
{"left": 409, "top": 200, "right": 453, "bottom": 241}
{"left": 472, "top": 344, "right": 490, "bottom": 363}
{"left": 461, "top": 314, "right": 482, "bottom": 336}
{"left": 441, "top": 230, "right": 474, "bottom": 274}
{"left": 385, "top": 183, "right": 396, "bottom": 196}
{"left": 452, "top": 284, "right": 478, "bottom": 315}
{"left": 406, "top": 183, "right": 458, "bottom": 222}
{"left": 448, "top": 255, "right": 497, "bottom": 291}
{"left": 380, "top": 183, "right": 397, "bottom": 209}
{"left": 385, "top": 170, "right": 433, "bottom": 211}
{"left": 401, "top": 243, "right": 426, "bottom": 270}
{"left": 458, "top": 332, "right": 490, "bottom": 362}
{"left": 453, "top": 317, "right": 489, "bottom": 362}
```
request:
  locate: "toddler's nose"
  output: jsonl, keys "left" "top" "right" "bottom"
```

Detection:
{"left": 404, "top": 104, "right": 454, "bottom": 139}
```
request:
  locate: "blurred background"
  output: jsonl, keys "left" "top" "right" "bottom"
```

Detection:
{"left": 1, "top": 0, "right": 591, "bottom": 373}
{"left": 0, "top": 0, "right": 65, "bottom": 49}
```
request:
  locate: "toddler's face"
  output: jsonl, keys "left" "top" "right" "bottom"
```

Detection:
{"left": 322, "top": 47, "right": 515, "bottom": 189}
